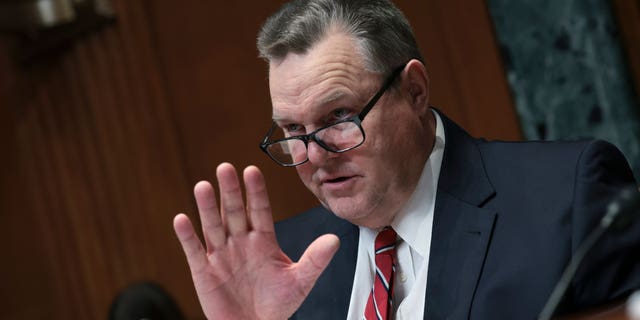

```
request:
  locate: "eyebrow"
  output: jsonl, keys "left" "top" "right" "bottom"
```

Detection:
{"left": 316, "top": 90, "right": 349, "bottom": 107}
{"left": 272, "top": 89, "right": 354, "bottom": 123}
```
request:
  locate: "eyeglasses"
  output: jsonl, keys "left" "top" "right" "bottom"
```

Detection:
{"left": 259, "top": 64, "right": 406, "bottom": 167}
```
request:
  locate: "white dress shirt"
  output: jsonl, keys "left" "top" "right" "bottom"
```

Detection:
{"left": 346, "top": 111, "right": 446, "bottom": 320}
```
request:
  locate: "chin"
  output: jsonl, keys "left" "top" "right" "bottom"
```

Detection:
{"left": 323, "top": 196, "right": 373, "bottom": 224}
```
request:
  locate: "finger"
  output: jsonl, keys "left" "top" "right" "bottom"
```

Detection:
{"left": 217, "top": 163, "right": 248, "bottom": 235}
{"left": 244, "top": 165, "right": 275, "bottom": 233}
{"left": 194, "top": 181, "right": 225, "bottom": 249}
{"left": 173, "top": 214, "right": 209, "bottom": 274}
{"left": 295, "top": 234, "right": 340, "bottom": 295}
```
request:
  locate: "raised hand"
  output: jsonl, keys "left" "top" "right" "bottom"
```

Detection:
{"left": 173, "top": 163, "right": 340, "bottom": 320}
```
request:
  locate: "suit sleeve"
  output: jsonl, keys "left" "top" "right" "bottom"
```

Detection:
{"left": 565, "top": 140, "right": 640, "bottom": 311}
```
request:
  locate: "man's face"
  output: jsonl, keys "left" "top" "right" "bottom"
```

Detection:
{"left": 268, "top": 31, "right": 431, "bottom": 228}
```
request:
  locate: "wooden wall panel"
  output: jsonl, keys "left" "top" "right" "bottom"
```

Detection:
{"left": 0, "top": 1, "right": 201, "bottom": 318}
{"left": 612, "top": 0, "right": 640, "bottom": 102}
{"left": 145, "top": 1, "right": 318, "bottom": 221}
{"left": 395, "top": 0, "right": 522, "bottom": 140}
{"left": 0, "top": 38, "right": 58, "bottom": 320}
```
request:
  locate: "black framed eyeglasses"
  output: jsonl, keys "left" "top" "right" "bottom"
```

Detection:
{"left": 259, "top": 63, "right": 406, "bottom": 167}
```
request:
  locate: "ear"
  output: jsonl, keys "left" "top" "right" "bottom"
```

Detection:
{"left": 401, "top": 59, "right": 430, "bottom": 115}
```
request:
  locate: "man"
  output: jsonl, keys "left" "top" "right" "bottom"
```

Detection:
{"left": 173, "top": 0, "right": 640, "bottom": 319}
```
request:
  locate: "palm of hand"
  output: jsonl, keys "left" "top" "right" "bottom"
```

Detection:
{"left": 194, "top": 231, "right": 300, "bottom": 319}
{"left": 174, "top": 164, "right": 339, "bottom": 320}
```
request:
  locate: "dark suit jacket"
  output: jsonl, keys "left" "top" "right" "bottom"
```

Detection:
{"left": 275, "top": 112, "right": 640, "bottom": 319}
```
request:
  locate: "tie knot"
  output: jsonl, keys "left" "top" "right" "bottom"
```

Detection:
{"left": 375, "top": 227, "right": 397, "bottom": 253}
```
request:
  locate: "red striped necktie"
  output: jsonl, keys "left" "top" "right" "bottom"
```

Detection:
{"left": 364, "top": 227, "right": 397, "bottom": 320}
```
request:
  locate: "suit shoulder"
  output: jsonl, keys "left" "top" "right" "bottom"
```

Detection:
{"left": 573, "top": 140, "right": 635, "bottom": 185}
{"left": 477, "top": 138, "right": 592, "bottom": 158}
{"left": 275, "top": 206, "right": 357, "bottom": 260}
{"left": 476, "top": 139, "right": 635, "bottom": 201}
{"left": 275, "top": 206, "right": 344, "bottom": 236}
{"left": 478, "top": 139, "right": 632, "bottom": 172}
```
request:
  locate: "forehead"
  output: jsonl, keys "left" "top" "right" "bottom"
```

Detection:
{"left": 268, "top": 31, "right": 378, "bottom": 121}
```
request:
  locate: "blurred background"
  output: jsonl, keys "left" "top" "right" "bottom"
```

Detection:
{"left": 0, "top": 0, "right": 638, "bottom": 319}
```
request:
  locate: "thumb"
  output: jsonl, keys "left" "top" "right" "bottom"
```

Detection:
{"left": 295, "top": 234, "right": 340, "bottom": 294}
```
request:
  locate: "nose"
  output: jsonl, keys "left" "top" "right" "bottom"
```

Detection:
{"left": 307, "top": 141, "right": 337, "bottom": 165}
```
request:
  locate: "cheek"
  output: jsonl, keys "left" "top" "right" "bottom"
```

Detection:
{"left": 360, "top": 108, "right": 407, "bottom": 153}
{"left": 360, "top": 120, "right": 403, "bottom": 162}
{"left": 361, "top": 115, "right": 421, "bottom": 179}
{"left": 295, "top": 165, "right": 314, "bottom": 187}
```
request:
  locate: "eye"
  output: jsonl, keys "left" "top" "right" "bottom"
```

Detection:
{"left": 331, "top": 108, "right": 352, "bottom": 121}
{"left": 284, "top": 123, "right": 304, "bottom": 135}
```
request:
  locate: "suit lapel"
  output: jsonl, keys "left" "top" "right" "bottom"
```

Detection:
{"left": 294, "top": 211, "right": 359, "bottom": 319}
{"left": 424, "top": 112, "right": 497, "bottom": 319}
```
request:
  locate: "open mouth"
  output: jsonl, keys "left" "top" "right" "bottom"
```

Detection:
{"left": 327, "top": 176, "right": 351, "bottom": 183}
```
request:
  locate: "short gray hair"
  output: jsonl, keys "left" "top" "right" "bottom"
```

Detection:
{"left": 256, "top": 0, "right": 424, "bottom": 74}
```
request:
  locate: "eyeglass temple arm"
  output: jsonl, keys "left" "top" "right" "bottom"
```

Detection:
{"left": 358, "top": 63, "right": 407, "bottom": 121}
{"left": 260, "top": 122, "right": 278, "bottom": 146}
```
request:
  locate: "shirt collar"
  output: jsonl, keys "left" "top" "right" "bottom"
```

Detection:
{"left": 390, "top": 110, "right": 446, "bottom": 257}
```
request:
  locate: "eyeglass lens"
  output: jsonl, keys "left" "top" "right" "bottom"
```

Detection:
{"left": 266, "top": 121, "right": 364, "bottom": 165}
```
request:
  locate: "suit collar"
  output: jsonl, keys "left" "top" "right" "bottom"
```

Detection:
{"left": 436, "top": 111, "right": 495, "bottom": 206}
{"left": 425, "top": 110, "right": 497, "bottom": 319}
